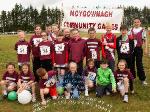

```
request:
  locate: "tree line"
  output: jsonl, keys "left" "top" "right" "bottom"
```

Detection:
{"left": 0, "top": 4, "right": 150, "bottom": 32}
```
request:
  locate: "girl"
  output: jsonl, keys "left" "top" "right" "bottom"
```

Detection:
{"left": 114, "top": 59, "right": 134, "bottom": 103}
{"left": 63, "top": 62, "right": 84, "bottom": 99}
{"left": 17, "top": 63, "right": 36, "bottom": 102}
{"left": 38, "top": 31, "right": 53, "bottom": 71}
{"left": 0, "top": 62, "right": 18, "bottom": 97}
{"left": 82, "top": 58, "right": 97, "bottom": 96}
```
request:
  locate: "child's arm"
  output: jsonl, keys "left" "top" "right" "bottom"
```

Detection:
{"left": 109, "top": 69, "right": 116, "bottom": 92}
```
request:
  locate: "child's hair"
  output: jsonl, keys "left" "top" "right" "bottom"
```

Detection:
{"left": 88, "top": 27, "right": 96, "bottom": 33}
{"left": 34, "top": 24, "right": 41, "bottom": 29}
{"left": 58, "top": 30, "right": 64, "bottom": 36}
{"left": 117, "top": 59, "right": 127, "bottom": 68}
{"left": 21, "top": 63, "right": 30, "bottom": 69}
{"left": 46, "top": 24, "right": 51, "bottom": 27}
{"left": 69, "top": 62, "right": 77, "bottom": 69}
{"left": 120, "top": 25, "right": 128, "bottom": 31}
{"left": 70, "top": 28, "right": 79, "bottom": 33}
{"left": 100, "top": 59, "right": 108, "bottom": 64}
{"left": 17, "top": 30, "right": 25, "bottom": 34}
{"left": 52, "top": 24, "right": 59, "bottom": 28}
{"left": 6, "top": 62, "right": 15, "bottom": 68}
{"left": 105, "top": 22, "right": 112, "bottom": 27}
{"left": 36, "top": 68, "right": 47, "bottom": 77}
{"left": 87, "top": 58, "right": 95, "bottom": 65}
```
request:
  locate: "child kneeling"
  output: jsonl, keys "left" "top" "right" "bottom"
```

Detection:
{"left": 63, "top": 62, "right": 84, "bottom": 99}
{"left": 37, "top": 68, "right": 57, "bottom": 105}
{"left": 17, "top": 63, "right": 36, "bottom": 102}
{"left": 114, "top": 59, "right": 134, "bottom": 103}
{"left": 96, "top": 59, "right": 116, "bottom": 97}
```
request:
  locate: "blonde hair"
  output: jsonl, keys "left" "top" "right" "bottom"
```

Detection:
{"left": 105, "top": 22, "right": 112, "bottom": 28}
{"left": 69, "top": 62, "right": 77, "bottom": 69}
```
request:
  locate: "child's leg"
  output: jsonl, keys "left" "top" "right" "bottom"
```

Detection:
{"left": 40, "top": 88, "right": 49, "bottom": 105}
{"left": 64, "top": 91, "right": 70, "bottom": 99}
{"left": 30, "top": 83, "right": 36, "bottom": 102}
{"left": 64, "top": 83, "right": 72, "bottom": 99}
{"left": 96, "top": 85, "right": 105, "bottom": 97}
{"left": 123, "top": 77, "right": 129, "bottom": 94}
{"left": 85, "top": 77, "right": 89, "bottom": 96}
{"left": 49, "top": 85, "right": 57, "bottom": 100}
{"left": 72, "top": 88, "right": 79, "bottom": 99}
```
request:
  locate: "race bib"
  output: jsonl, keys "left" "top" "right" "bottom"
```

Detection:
{"left": 120, "top": 43, "right": 129, "bottom": 54}
{"left": 55, "top": 43, "right": 65, "bottom": 52}
{"left": 17, "top": 45, "right": 28, "bottom": 54}
{"left": 87, "top": 72, "right": 96, "bottom": 81}
{"left": 91, "top": 50, "right": 97, "bottom": 59}
{"left": 40, "top": 46, "right": 50, "bottom": 55}
{"left": 33, "top": 38, "right": 42, "bottom": 47}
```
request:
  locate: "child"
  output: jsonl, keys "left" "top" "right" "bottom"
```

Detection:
{"left": 63, "top": 62, "right": 84, "bottom": 99}
{"left": 96, "top": 59, "right": 116, "bottom": 98}
{"left": 38, "top": 31, "right": 53, "bottom": 71}
{"left": 82, "top": 58, "right": 97, "bottom": 96}
{"left": 15, "top": 30, "right": 31, "bottom": 70}
{"left": 30, "top": 24, "right": 42, "bottom": 82}
{"left": 116, "top": 25, "right": 134, "bottom": 93}
{"left": 85, "top": 28, "right": 101, "bottom": 68}
{"left": 63, "top": 28, "right": 71, "bottom": 43}
{"left": 101, "top": 22, "right": 117, "bottom": 72}
{"left": 114, "top": 59, "right": 134, "bottom": 103}
{"left": 68, "top": 28, "right": 86, "bottom": 75}
{"left": 52, "top": 31, "right": 69, "bottom": 69}
{"left": 0, "top": 62, "right": 18, "bottom": 97}
{"left": 17, "top": 63, "right": 36, "bottom": 102}
{"left": 37, "top": 68, "right": 57, "bottom": 105}
{"left": 128, "top": 18, "right": 147, "bottom": 85}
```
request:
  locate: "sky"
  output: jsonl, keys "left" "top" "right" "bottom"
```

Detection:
{"left": 0, "top": 0, "right": 150, "bottom": 12}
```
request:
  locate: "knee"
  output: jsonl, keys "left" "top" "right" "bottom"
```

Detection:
{"left": 123, "top": 77, "right": 129, "bottom": 85}
{"left": 87, "top": 80, "right": 94, "bottom": 88}
{"left": 43, "top": 88, "right": 49, "bottom": 95}
{"left": 0, "top": 80, "right": 6, "bottom": 86}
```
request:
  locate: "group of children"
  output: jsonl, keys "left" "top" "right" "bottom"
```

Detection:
{"left": 0, "top": 18, "right": 148, "bottom": 105}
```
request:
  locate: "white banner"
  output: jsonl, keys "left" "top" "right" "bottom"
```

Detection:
{"left": 61, "top": 8, "right": 124, "bottom": 33}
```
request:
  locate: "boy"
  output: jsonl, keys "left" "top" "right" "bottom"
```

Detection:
{"left": 68, "top": 28, "right": 86, "bottom": 75}
{"left": 128, "top": 18, "right": 147, "bottom": 85}
{"left": 30, "top": 24, "right": 42, "bottom": 82}
{"left": 15, "top": 30, "right": 31, "bottom": 70}
{"left": 37, "top": 68, "right": 57, "bottom": 105}
{"left": 63, "top": 62, "right": 84, "bottom": 99}
{"left": 101, "top": 22, "right": 117, "bottom": 72}
{"left": 38, "top": 31, "right": 53, "bottom": 71}
{"left": 96, "top": 59, "right": 116, "bottom": 98}
{"left": 85, "top": 28, "right": 101, "bottom": 68}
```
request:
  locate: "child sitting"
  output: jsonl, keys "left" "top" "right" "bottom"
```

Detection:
{"left": 37, "top": 68, "right": 57, "bottom": 105}
{"left": 82, "top": 59, "right": 97, "bottom": 96}
{"left": 63, "top": 62, "right": 84, "bottom": 99}
{"left": 0, "top": 62, "right": 18, "bottom": 98}
{"left": 17, "top": 63, "right": 36, "bottom": 102}
{"left": 114, "top": 59, "right": 134, "bottom": 103}
{"left": 96, "top": 59, "right": 116, "bottom": 98}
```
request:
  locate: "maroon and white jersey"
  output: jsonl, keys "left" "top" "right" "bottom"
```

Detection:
{"left": 52, "top": 40, "right": 69, "bottom": 65}
{"left": 30, "top": 34, "right": 42, "bottom": 57}
{"left": 15, "top": 40, "right": 31, "bottom": 63}
{"left": 2, "top": 71, "right": 18, "bottom": 83}
{"left": 38, "top": 41, "right": 53, "bottom": 60}
{"left": 85, "top": 38, "right": 101, "bottom": 61}
{"left": 19, "top": 71, "right": 35, "bottom": 83}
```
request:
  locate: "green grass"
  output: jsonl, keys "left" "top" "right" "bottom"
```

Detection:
{"left": 0, "top": 34, "right": 150, "bottom": 112}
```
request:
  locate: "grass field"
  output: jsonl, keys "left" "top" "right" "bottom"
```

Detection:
{"left": 0, "top": 34, "right": 150, "bottom": 112}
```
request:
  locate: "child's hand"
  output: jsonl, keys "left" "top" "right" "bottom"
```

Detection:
{"left": 53, "top": 63, "right": 56, "bottom": 67}
{"left": 112, "top": 88, "right": 116, "bottom": 93}
{"left": 41, "top": 100, "right": 46, "bottom": 105}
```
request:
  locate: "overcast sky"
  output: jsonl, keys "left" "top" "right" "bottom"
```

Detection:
{"left": 0, "top": 0, "right": 150, "bottom": 11}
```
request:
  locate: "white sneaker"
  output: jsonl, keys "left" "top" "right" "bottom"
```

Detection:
{"left": 52, "top": 96, "right": 57, "bottom": 100}
{"left": 106, "top": 91, "right": 110, "bottom": 96}
{"left": 123, "top": 95, "right": 128, "bottom": 103}
{"left": 32, "top": 96, "right": 36, "bottom": 102}
{"left": 131, "top": 90, "right": 135, "bottom": 94}
{"left": 142, "top": 81, "right": 148, "bottom": 86}
{"left": 65, "top": 95, "right": 70, "bottom": 99}
{"left": 85, "top": 90, "right": 89, "bottom": 96}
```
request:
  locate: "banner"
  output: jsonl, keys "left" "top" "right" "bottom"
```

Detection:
{"left": 61, "top": 8, "right": 124, "bottom": 33}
